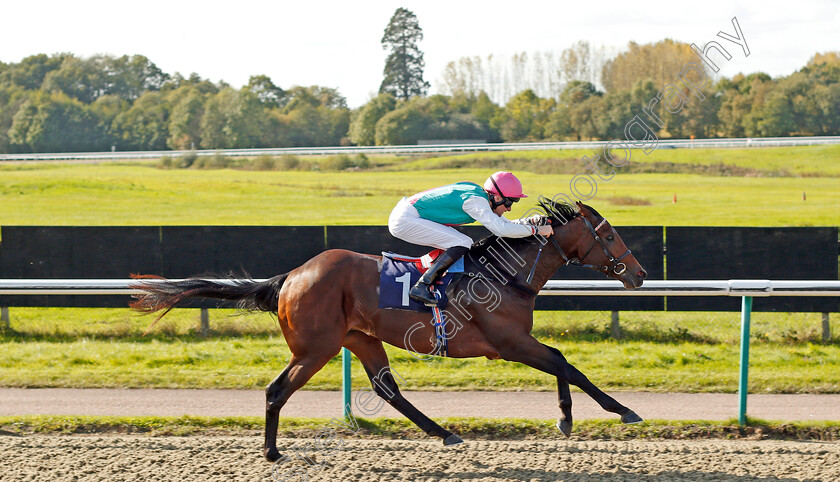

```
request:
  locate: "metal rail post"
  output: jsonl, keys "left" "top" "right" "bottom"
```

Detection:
{"left": 738, "top": 296, "right": 753, "bottom": 426}
{"left": 342, "top": 347, "right": 352, "bottom": 419}
{"left": 823, "top": 313, "right": 831, "bottom": 342}
{"left": 610, "top": 311, "right": 621, "bottom": 338}
{"left": 200, "top": 308, "right": 210, "bottom": 337}
{"left": 1, "top": 307, "right": 9, "bottom": 330}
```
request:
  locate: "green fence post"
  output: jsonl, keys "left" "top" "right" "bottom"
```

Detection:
{"left": 342, "top": 347, "right": 352, "bottom": 419}
{"left": 738, "top": 296, "right": 753, "bottom": 426}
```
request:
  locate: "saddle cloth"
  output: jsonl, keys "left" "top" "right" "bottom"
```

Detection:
{"left": 378, "top": 250, "right": 464, "bottom": 312}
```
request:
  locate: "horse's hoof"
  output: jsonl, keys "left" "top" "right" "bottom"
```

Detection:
{"left": 443, "top": 434, "right": 464, "bottom": 446}
{"left": 264, "top": 447, "right": 282, "bottom": 463}
{"left": 621, "top": 410, "right": 643, "bottom": 424}
{"left": 556, "top": 419, "right": 573, "bottom": 438}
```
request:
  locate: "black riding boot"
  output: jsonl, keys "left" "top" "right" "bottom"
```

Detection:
{"left": 409, "top": 246, "right": 469, "bottom": 307}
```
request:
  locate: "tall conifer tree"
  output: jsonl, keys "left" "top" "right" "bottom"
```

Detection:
{"left": 379, "top": 8, "right": 429, "bottom": 100}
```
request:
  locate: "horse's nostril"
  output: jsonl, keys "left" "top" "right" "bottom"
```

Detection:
{"left": 638, "top": 270, "right": 647, "bottom": 279}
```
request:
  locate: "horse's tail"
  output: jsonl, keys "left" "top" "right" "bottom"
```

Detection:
{"left": 129, "top": 273, "right": 289, "bottom": 334}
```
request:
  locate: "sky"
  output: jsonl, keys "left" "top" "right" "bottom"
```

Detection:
{"left": 2, "top": 0, "right": 838, "bottom": 108}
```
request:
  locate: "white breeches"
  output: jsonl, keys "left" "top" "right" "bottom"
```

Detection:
{"left": 388, "top": 197, "right": 473, "bottom": 249}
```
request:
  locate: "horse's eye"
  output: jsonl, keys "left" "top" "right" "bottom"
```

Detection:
{"left": 606, "top": 235, "right": 615, "bottom": 242}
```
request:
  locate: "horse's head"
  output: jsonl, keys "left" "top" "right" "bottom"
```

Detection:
{"left": 539, "top": 199, "right": 647, "bottom": 289}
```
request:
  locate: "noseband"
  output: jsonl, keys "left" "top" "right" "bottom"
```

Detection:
{"left": 548, "top": 216, "right": 631, "bottom": 275}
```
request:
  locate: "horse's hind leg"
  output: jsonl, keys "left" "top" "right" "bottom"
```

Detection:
{"left": 264, "top": 352, "right": 337, "bottom": 462}
{"left": 343, "top": 331, "right": 462, "bottom": 445}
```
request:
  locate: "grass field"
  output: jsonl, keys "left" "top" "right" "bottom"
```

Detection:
{"left": 0, "top": 166, "right": 836, "bottom": 227}
{"left": 0, "top": 145, "right": 838, "bottom": 228}
{"left": 414, "top": 144, "right": 840, "bottom": 176}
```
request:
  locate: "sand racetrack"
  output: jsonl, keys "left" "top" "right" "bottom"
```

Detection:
{"left": 1, "top": 435, "right": 838, "bottom": 481}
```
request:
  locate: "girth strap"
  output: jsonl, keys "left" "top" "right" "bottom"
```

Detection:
{"left": 432, "top": 289, "right": 448, "bottom": 357}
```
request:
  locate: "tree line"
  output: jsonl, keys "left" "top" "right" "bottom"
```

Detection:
{"left": 0, "top": 54, "right": 349, "bottom": 153}
{"left": 402, "top": 42, "right": 840, "bottom": 143}
{"left": 0, "top": 46, "right": 838, "bottom": 153}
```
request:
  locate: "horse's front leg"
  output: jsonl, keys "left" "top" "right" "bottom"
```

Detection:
{"left": 546, "top": 344, "right": 574, "bottom": 436}
{"left": 556, "top": 377, "right": 573, "bottom": 437}
{"left": 500, "top": 339, "right": 642, "bottom": 433}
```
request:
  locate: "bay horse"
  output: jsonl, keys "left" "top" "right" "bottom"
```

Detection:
{"left": 130, "top": 199, "right": 647, "bottom": 462}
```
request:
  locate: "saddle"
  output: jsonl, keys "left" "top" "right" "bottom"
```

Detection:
{"left": 384, "top": 249, "right": 465, "bottom": 275}
{"left": 378, "top": 250, "right": 464, "bottom": 312}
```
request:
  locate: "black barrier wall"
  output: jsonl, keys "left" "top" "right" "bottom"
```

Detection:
{"left": 161, "top": 226, "right": 324, "bottom": 278}
{"left": 0, "top": 227, "right": 162, "bottom": 307}
{"left": 0, "top": 225, "right": 837, "bottom": 311}
{"left": 666, "top": 227, "right": 839, "bottom": 312}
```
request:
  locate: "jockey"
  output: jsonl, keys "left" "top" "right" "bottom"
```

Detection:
{"left": 388, "top": 171, "right": 554, "bottom": 306}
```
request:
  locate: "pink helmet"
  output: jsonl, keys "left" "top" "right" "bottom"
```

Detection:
{"left": 484, "top": 171, "right": 527, "bottom": 199}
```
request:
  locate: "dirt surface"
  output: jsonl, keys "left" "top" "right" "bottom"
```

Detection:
{"left": 0, "top": 435, "right": 838, "bottom": 481}
{"left": 4, "top": 389, "right": 839, "bottom": 480}
{"left": 3, "top": 388, "right": 840, "bottom": 421}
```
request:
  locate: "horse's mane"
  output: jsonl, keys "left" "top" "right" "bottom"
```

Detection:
{"left": 464, "top": 198, "right": 605, "bottom": 288}
{"left": 535, "top": 197, "right": 605, "bottom": 225}
{"left": 469, "top": 197, "right": 608, "bottom": 257}
{"left": 471, "top": 198, "right": 604, "bottom": 250}
{"left": 537, "top": 198, "right": 577, "bottom": 225}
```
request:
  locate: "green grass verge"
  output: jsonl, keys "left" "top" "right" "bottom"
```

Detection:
{"left": 1, "top": 334, "right": 838, "bottom": 392}
{"left": 2, "top": 415, "right": 839, "bottom": 441}
{"left": 1, "top": 308, "right": 838, "bottom": 392}
{"left": 3, "top": 307, "right": 833, "bottom": 344}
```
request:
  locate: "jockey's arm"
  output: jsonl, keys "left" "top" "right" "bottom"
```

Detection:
{"left": 462, "top": 196, "right": 537, "bottom": 238}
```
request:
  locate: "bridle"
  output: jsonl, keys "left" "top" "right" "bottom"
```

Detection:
{"left": 548, "top": 215, "right": 631, "bottom": 275}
